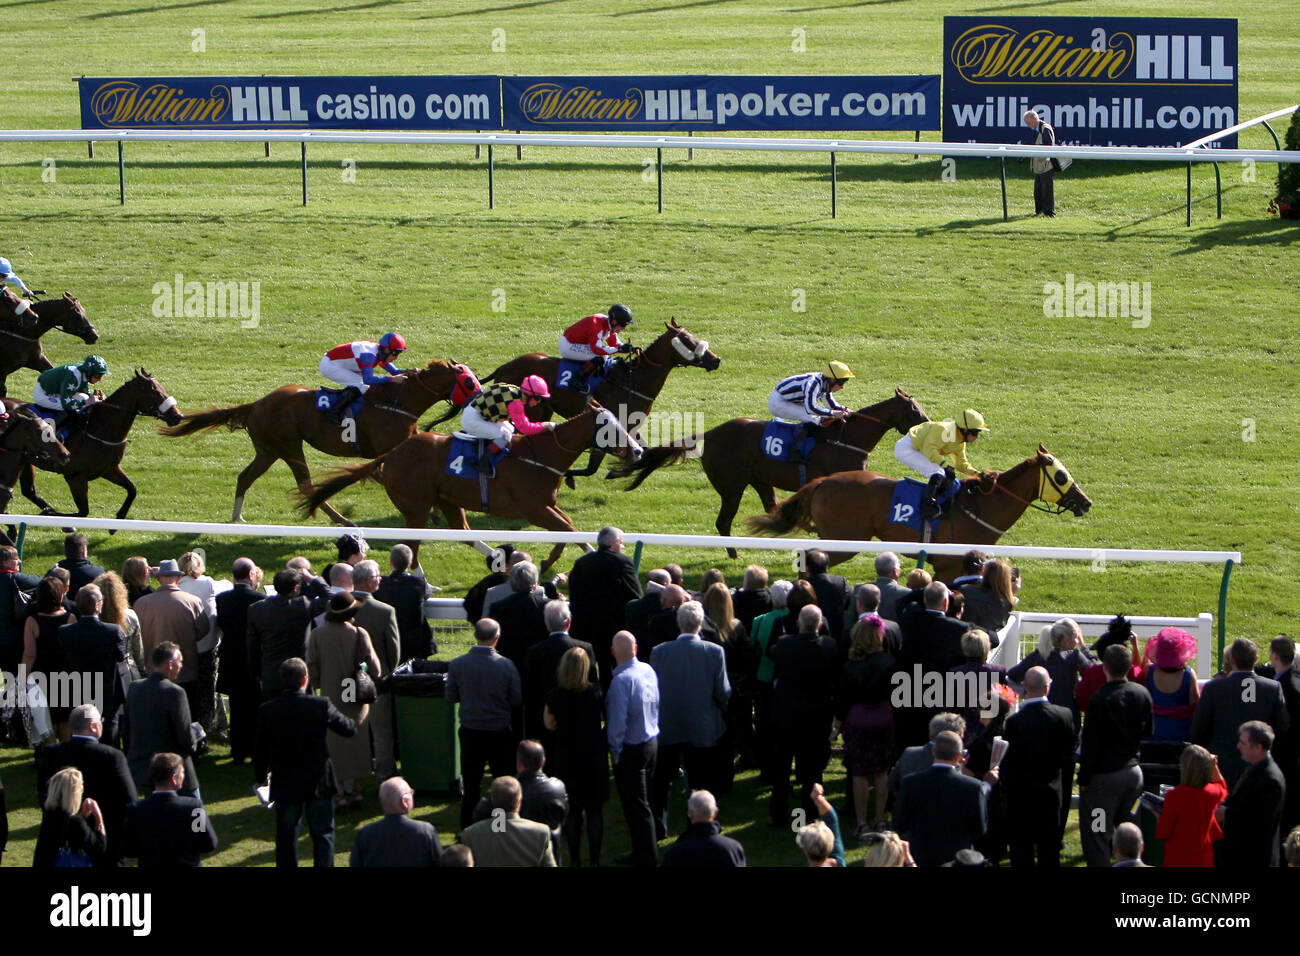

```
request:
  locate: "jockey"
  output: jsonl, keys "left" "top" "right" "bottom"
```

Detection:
{"left": 460, "top": 375, "right": 555, "bottom": 473}
{"left": 768, "top": 361, "right": 854, "bottom": 427}
{"left": 318, "top": 332, "right": 409, "bottom": 418}
{"left": 33, "top": 355, "right": 110, "bottom": 430}
{"left": 894, "top": 409, "right": 989, "bottom": 518}
{"left": 0, "top": 256, "right": 41, "bottom": 319}
{"left": 559, "top": 304, "right": 635, "bottom": 379}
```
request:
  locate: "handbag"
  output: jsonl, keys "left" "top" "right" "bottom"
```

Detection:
{"left": 352, "top": 630, "right": 377, "bottom": 705}
{"left": 54, "top": 846, "right": 93, "bottom": 868}
{"left": 24, "top": 675, "right": 54, "bottom": 743}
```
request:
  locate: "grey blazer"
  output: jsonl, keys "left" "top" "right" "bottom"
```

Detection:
{"left": 125, "top": 673, "right": 197, "bottom": 792}
{"left": 650, "top": 635, "right": 730, "bottom": 748}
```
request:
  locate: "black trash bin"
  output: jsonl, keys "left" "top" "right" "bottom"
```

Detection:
{"left": 390, "top": 660, "right": 461, "bottom": 795}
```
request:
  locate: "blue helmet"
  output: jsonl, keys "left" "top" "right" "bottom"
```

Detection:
{"left": 0, "top": 257, "right": 15, "bottom": 279}
{"left": 379, "top": 332, "right": 407, "bottom": 352}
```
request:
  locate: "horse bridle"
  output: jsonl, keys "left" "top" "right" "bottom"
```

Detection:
{"left": 984, "top": 457, "right": 1076, "bottom": 516}
{"left": 80, "top": 382, "right": 179, "bottom": 447}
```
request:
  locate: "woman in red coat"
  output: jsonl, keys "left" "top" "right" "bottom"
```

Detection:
{"left": 1155, "top": 744, "right": 1227, "bottom": 867}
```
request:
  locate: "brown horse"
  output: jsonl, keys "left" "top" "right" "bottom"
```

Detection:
{"left": 0, "top": 292, "right": 100, "bottom": 398}
{"left": 3, "top": 369, "right": 183, "bottom": 524}
{"left": 160, "top": 360, "right": 461, "bottom": 525}
{"left": 0, "top": 408, "right": 70, "bottom": 546}
{"left": 299, "top": 405, "right": 643, "bottom": 574}
{"left": 476, "top": 319, "right": 720, "bottom": 487}
{"left": 609, "top": 387, "right": 930, "bottom": 558}
{"left": 745, "top": 445, "right": 1092, "bottom": 581}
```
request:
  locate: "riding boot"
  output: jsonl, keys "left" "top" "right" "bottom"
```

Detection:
{"left": 479, "top": 441, "right": 503, "bottom": 474}
{"left": 326, "top": 386, "right": 361, "bottom": 423}
{"left": 922, "top": 472, "right": 946, "bottom": 519}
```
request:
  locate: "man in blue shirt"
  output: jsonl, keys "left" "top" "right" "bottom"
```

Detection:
{"left": 607, "top": 630, "right": 660, "bottom": 867}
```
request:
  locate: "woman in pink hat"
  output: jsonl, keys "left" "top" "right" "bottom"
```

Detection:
{"left": 1145, "top": 627, "right": 1200, "bottom": 741}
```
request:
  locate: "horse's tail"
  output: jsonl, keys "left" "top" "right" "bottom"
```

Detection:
{"left": 745, "top": 478, "right": 825, "bottom": 536}
{"left": 158, "top": 403, "right": 253, "bottom": 437}
{"left": 606, "top": 435, "right": 700, "bottom": 489}
{"left": 296, "top": 458, "right": 385, "bottom": 517}
{"left": 481, "top": 361, "right": 508, "bottom": 383}
{"left": 421, "top": 404, "right": 458, "bottom": 432}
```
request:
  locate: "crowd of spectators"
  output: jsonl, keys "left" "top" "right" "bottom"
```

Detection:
{"left": 0, "top": 532, "right": 1296, "bottom": 869}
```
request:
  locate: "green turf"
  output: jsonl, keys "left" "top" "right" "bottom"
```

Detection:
{"left": 0, "top": 0, "right": 1295, "bottom": 866}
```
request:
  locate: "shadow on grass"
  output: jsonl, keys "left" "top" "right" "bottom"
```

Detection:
{"left": 1173, "top": 216, "right": 1299, "bottom": 254}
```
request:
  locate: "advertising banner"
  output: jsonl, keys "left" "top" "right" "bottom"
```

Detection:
{"left": 942, "top": 17, "right": 1238, "bottom": 147}
{"left": 501, "top": 75, "right": 940, "bottom": 132}
{"left": 79, "top": 75, "right": 501, "bottom": 130}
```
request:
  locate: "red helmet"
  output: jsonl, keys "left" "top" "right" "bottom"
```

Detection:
{"left": 521, "top": 374, "right": 551, "bottom": 399}
{"left": 379, "top": 332, "right": 407, "bottom": 352}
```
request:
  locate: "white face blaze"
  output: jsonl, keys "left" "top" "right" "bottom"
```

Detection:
{"left": 595, "top": 408, "right": 644, "bottom": 458}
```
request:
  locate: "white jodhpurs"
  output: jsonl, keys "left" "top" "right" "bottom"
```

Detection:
{"left": 460, "top": 405, "right": 514, "bottom": 446}
{"left": 318, "top": 356, "right": 369, "bottom": 391}
{"left": 32, "top": 382, "right": 70, "bottom": 412}
{"left": 558, "top": 337, "right": 597, "bottom": 362}
{"left": 894, "top": 434, "right": 945, "bottom": 479}
{"left": 767, "top": 393, "right": 818, "bottom": 425}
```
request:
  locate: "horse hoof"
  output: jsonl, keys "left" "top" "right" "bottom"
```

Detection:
{"left": 108, "top": 528, "right": 117, "bottom": 536}
{"left": 726, "top": 548, "right": 739, "bottom": 560}
{"left": 564, "top": 476, "right": 577, "bottom": 490}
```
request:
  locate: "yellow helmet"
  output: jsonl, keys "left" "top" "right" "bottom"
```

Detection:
{"left": 956, "top": 408, "right": 988, "bottom": 433}
{"left": 825, "top": 360, "right": 854, "bottom": 382}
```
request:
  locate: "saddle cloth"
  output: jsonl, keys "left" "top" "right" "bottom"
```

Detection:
{"left": 555, "top": 358, "right": 610, "bottom": 395}
{"left": 446, "top": 433, "right": 508, "bottom": 478}
{"left": 761, "top": 419, "right": 817, "bottom": 462}
{"left": 888, "top": 475, "right": 960, "bottom": 533}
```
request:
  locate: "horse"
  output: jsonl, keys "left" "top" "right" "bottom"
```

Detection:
{"left": 470, "top": 319, "right": 720, "bottom": 487}
{"left": 298, "top": 404, "right": 644, "bottom": 574}
{"left": 745, "top": 445, "right": 1092, "bottom": 582}
{"left": 609, "top": 387, "right": 930, "bottom": 558}
{"left": 0, "top": 292, "right": 100, "bottom": 398}
{"left": 2, "top": 369, "right": 183, "bottom": 524}
{"left": 159, "top": 360, "right": 462, "bottom": 525}
{"left": 0, "top": 408, "right": 70, "bottom": 547}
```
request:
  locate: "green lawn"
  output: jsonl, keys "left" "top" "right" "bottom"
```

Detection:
{"left": 0, "top": 0, "right": 1296, "bottom": 866}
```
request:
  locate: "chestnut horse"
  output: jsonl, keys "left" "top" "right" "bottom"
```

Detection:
{"left": 746, "top": 445, "right": 1092, "bottom": 581}
{"left": 475, "top": 320, "right": 720, "bottom": 487}
{"left": 3, "top": 369, "right": 183, "bottom": 523}
{"left": 0, "top": 292, "right": 100, "bottom": 397}
{"left": 299, "top": 405, "right": 643, "bottom": 574}
{"left": 0, "top": 408, "right": 70, "bottom": 546}
{"left": 160, "top": 360, "right": 461, "bottom": 525}
{"left": 610, "top": 387, "right": 929, "bottom": 557}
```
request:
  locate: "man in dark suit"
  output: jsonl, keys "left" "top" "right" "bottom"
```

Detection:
{"left": 122, "top": 752, "right": 218, "bottom": 867}
{"left": 845, "top": 583, "right": 902, "bottom": 656}
{"left": 894, "top": 581, "right": 971, "bottom": 749}
{"left": 58, "top": 584, "right": 127, "bottom": 743}
{"left": 872, "top": 552, "right": 911, "bottom": 623}
{"left": 491, "top": 562, "right": 550, "bottom": 680}
{"left": 1267, "top": 636, "right": 1300, "bottom": 846}
{"left": 624, "top": 569, "right": 669, "bottom": 643}
{"left": 215, "top": 557, "right": 263, "bottom": 765}
{"left": 523, "top": 600, "right": 597, "bottom": 740}
{"left": 374, "top": 544, "right": 436, "bottom": 661}
{"left": 35, "top": 704, "right": 137, "bottom": 865}
{"left": 1216, "top": 720, "right": 1287, "bottom": 867}
{"left": 568, "top": 526, "right": 641, "bottom": 688}
{"left": 247, "top": 568, "right": 315, "bottom": 700}
{"left": 351, "top": 559, "right": 401, "bottom": 780}
{"left": 255, "top": 657, "right": 357, "bottom": 867}
{"left": 895, "top": 730, "right": 991, "bottom": 867}
{"left": 1192, "top": 638, "right": 1289, "bottom": 789}
{"left": 640, "top": 585, "right": 692, "bottom": 662}
{"left": 887, "top": 712, "right": 967, "bottom": 801}
{"left": 472, "top": 739, "right": 569, "bottom": 853}
{"left": 0, "top": 546, "right": 39, "bottom": 686}
{"left": 802, "top": 549, "right": 848, "bottom": 646}
{"left": 126, "top": 642, "right": 199, "bottom": 796}
{"left": 1001, "top": 666, "right": 1077, "bottom": 867}
{"left": 660, "top": 789, "right": 747, "bottom": 868}
{"left": 463, "top": 547, "right": 511, "bottom": 623}
{"left": 1078, "top": 644, "right": 1153, "bottom": 867}
{"left": 350, "top": 776, "right": 442, "bottom": 867}
{"left": 55, "top": 532, "right": 104, "bottom": 600}
{"left": 768, "top": 605, "right": 841, "bottom": 825}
